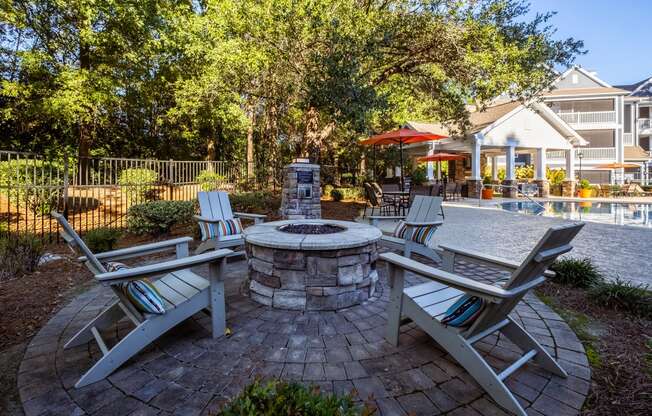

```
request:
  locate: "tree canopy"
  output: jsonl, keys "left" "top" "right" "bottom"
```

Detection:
{"left": 1, "top": 0, "right": 583, "bottom": 170}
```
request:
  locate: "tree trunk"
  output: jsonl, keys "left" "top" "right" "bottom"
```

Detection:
{"left": 302, "top": 106, "right": 320, "bottom": 159}
{"left": 246, "top": 105, "right": 255, "bottom": 178}
{"left": 77, "top": 27, "right": 92, "bottom": 184}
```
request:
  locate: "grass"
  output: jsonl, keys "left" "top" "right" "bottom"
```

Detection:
{"left": 537, "top": 292, "right": 602, "bottom": 368}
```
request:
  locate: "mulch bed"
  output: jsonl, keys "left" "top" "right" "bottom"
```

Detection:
{"left": 536, "top": 282, "right": 652, "bottom": 416}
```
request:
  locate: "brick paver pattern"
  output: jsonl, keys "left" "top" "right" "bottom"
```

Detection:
{"left": 17, "top": 254, "right": 591, "bottom": 416}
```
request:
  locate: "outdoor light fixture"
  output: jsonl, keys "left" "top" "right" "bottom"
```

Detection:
{"left": 577, "top": 151, "right": 584, "bottom": 180}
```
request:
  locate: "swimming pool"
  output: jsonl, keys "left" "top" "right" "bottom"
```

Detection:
{"left": 498, "top": 201, "right": 652, "bottom": 228}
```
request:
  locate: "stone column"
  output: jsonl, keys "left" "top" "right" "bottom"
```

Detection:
{"left": 467, "top": 136, "right": 483, "bottom": 198}
{"left": 533, "top": 148, "right": 549, "bottom": 197}
{"left": 562, "top": 149, "right": 576, "bottom": 197}
{"left": 491, "top": 156, "right": 498, "bottom": 181}
{"left": 502, "top": 145, "right": 517, "bottom": 198}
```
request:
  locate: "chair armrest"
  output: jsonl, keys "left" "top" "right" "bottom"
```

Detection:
{"left": 404, "top": 220, "right": 443, "bottom": 227}
{"left": 194, "top": 215, "right": 221, "bottom": 223}
{"left": 380, "top": 252, "right": 544, "bottom": 303}
{"left": 368, "top": 215, "right": 405, "bottom": 227}
{"left": 79, "top": 237, "right": 193, "bottom": 263}
{"left": 95, "top": 249, "right": 233, "bottom": 284}
{"left": 439, "top": 244, "right": 555, "bottom": 278}
{"left": 234, "top": 212, "right": 267, "bottom": 224}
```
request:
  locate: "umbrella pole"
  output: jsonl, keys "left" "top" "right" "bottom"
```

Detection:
{"left": 399, "top": 140, "right": 404, "bottom": 191}
{"left": 373, "top": 145, "right": 377, "bottom": 181}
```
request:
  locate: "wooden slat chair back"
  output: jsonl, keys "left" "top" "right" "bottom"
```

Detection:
{"left": 382, "top": 222, "right": 584, "bottom": 416}
{"left": 195, "top": 191, "right": 266, "bottom": 254}
{"left": 405, "top": 195, "right": 444, "bottom": 224}
{"left": 198, "top": 191, "right": 234, "bottom": 222}
{"left": 51, "top": 211, "right": 231, "bottom": 388}
{"left": 464, "top": 223, "right": 583, "bottom": 339}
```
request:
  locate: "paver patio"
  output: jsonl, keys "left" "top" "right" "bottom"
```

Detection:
{"left": 17, "top": 251, "right": 590, "bottom": 416}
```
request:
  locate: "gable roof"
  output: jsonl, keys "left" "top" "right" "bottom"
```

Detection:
{"left": 616, "top": 77, "right": 652, "bottom": 97}
{"left": 542, "top": 87, "right": 630, "bottom": 97}
{"left": 406, "top": 100, "right": 586, "bottom": 148}
{"left": 555, "top": 65, "right": 612, "bottom": 88}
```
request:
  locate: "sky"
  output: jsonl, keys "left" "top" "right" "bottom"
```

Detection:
{"left": 527, "top": 0, "right": 652, "bottom": 86}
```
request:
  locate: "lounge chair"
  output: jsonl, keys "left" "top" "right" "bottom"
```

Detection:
{"left": 52, "top": 212, "right": 233, "bottom": 388}
{"left": 194, "top": 191, "right": 266, "bottom": 254}
{"left": 383, "top": 222, "right": 584, "bottom": 416}
{"left": 369, "top": 195, "right": 444, "bottom": 262}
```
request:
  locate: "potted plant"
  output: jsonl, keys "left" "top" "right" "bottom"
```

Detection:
{"left": 481, "top": 176, "right": 494, "bottom": 199}
{"left": 577, "top": 179, "right": 592, "bottom": 198}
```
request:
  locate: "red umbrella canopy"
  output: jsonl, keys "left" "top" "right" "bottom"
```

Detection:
{"left": 360, "top": 128, "right": 447, "bottom": 146}
{"left": 418, "top": 153, "right": 466, "bottom": 162}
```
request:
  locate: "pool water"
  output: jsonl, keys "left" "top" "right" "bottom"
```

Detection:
{"left": 498, "top": 201, "right": 652, "bottom": 228}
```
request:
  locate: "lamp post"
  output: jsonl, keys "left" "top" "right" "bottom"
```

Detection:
{"left": 577, "top": 151, "right": 584, "bottom": 181}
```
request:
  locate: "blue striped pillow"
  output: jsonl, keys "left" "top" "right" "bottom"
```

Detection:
{"left": 198, "top": 218, "right": 243, "bottom": 241}
{"left": 441, "top": 295, "right": 485, "bottom": 327}
{"left": 105, "top": 262, "right": 166, "bottom": 315}
{"left": 393, "top": 220, "right": 437, "bottom": 246}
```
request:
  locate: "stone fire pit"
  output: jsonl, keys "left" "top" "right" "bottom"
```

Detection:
{"left": 243, "top": 220, "right": 382, "bottom": 310}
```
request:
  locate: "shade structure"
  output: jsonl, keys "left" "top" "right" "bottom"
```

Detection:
{"left": 360, "top": 128, "right": 448, "bottom": 189}
{"left": 418, "top": 153, "right": 465, "bottom": 162}
{"left": 594, "top": 162, "right": 641, "bottom": 169}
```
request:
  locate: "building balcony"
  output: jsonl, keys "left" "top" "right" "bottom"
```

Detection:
{"left": 555, "top": 111, "right": 617, "bottom": 129}
{"left": 624, "top": 132, "right": 634, "bottom": 146}
{"left": 639, "top": 118, "right": 652, "bottom": 135}
{"left": 547, "top": 147, "right": 617, "bottom": 161}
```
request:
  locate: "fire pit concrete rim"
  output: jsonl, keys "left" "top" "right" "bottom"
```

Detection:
{"left": 243, "top": 219, "right": 381, "bottom": 250}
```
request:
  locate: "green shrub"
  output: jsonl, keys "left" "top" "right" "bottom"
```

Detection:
{"left": 83, "top": 227, "right": 122, "bottom": 253}
{"left": 127, "top": 200, "right": 194, "bottom": 235}
{"left": 546, "top": 168, "right": 566, "bottom": 186}
{"left": 330, "top": 188, "right": 344, "bottom": 201}
{"left": 229, "top": 191, "right": 281, "bottom": 215}
{"left": 118, "top": 168, "right": 158, "bottom": 202}
{"left": 219, "top": 379, "right": 366, "bottom": 416}
{"left": 577, "top": 179, "right": 591, "bottom": 190}
{"left": 331, "top": 187, "right": 363, "bottom": 202}
{"left": 550, "top": 257, "right": 603, "bottom": 288}
{"left": 411, "top": 164, "right": 428, "bottom": 185}
{"left": 340, "top": 172, "right": 354, "bottom": 186}
{"left": 0, "top": 160, "right": 63, "bottom": 215}
{"left": 323, "top": 184, "right": 334, "bottom": 198}
{"left": 197, "top": 170, "right": 226, "bottom": 191}
{"left": 589, "top": 278, "right": 652, "bottom": 319}
{"left": 0, "top": 233, "right": 44, "bottom": 281}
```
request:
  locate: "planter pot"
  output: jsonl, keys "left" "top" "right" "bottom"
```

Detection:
{"left": 481, "top": 188, "right": 494, "bottom": 200}
{"left": 579, "top": 188, "right": 592, "bottom": 198}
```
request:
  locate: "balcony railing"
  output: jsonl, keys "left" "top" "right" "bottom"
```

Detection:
{"left": 639, "top": 118, "right": 651, "bottom": 132}
{"left": 556, "top": 111, "right": 616, "bottom": 127}
{"left": 624, "top": 132, "right": 634, "bottom": 146}
{"left": 547, "top": 147, "right": 616, "bottom": 160}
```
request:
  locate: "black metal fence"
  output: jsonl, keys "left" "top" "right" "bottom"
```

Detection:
{"left": 0, "top": 150, "right": 269, "bottom": 242}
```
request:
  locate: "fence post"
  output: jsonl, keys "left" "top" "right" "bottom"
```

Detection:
{"left": 168, "top": 159, "right": 174, "bottom": 200}
{"left": 63, "top": 154, "right": 70, "bottom": 219}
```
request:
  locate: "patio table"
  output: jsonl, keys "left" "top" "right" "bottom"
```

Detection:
{"left": 383, "top": 191, "right": 410, "bottom": 215}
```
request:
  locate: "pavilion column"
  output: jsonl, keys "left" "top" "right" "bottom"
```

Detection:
{"left": 562, "top": 149, "right": 576, "bottom": 197}
{"left": 467, "top": 135, "right": 483, "bottom": 198}
{"left": 640, "top": 164, "right": 645, "bottom": 185}
{"left": 533, "top": 148, "right": 549, "bottom": 197}
{"left": 491, "top": 156, "right": 498, "bottom": 182}
{"left": 502, "top": 144, "right": 517, "bottom": 198}
{"left": 426, "top": 142, "right": 434, "bottom": 180}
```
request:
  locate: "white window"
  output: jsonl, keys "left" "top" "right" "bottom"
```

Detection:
{"left": 571, "top": 73, "right": 579, "bottom": 84}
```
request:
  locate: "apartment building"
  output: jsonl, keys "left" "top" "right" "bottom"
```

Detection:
{"left": 544, "top": 66, "right": 651, "bottom": 184}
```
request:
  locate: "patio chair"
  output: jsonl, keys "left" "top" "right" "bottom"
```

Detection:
{"left": 195, "top": 191, "right": 266, "bottom": 254}
{"left": 369, "top": 195, "right": 445, "bottom": 262}
{"left": 364, "top": 182, "right": 395, "bottom": 217}
{"left": 52, "top": 212, "right": 233, "bottom": 388}
{"left": 383, "top": 222, "right": 584, "bottom": 416}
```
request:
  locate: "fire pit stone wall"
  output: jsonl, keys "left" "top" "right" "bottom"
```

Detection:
{"left": 243, "top": 220, "right": 382, "bottom": 311}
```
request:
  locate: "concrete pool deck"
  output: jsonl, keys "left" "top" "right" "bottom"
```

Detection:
{"left": 367, "top": 204, "right": 652, "bottom": 286}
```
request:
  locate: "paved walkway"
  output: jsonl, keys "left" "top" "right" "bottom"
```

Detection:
{"left": 372, "top": 204, "right": 652, "bottom": 286}
{"left": 18, "top": 257, "right": 589, "bottom": 416}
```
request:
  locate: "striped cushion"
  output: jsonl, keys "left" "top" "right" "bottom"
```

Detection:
{"left": 441, "top": 295, "right": 485, "bottom": 327}
{"left": 393, "top": 221, "right": 438, "bottom": 246}
{"left": 104, "top": 262, "right": 166, "bottom": 315}
{"left": 198, "top": 218, "right": 243, "bottom": 241}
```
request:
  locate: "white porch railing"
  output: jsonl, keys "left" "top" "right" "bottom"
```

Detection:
{"left": 623, "top": 132, "right": 634, "bottom": 146}
{"left": 556, "top": 111, "right": 616, "bottom": 128}
{"left": 546, "top": 147, "right": 617, "bottom": 160}
{"left": 639, "top": 118, "right": 651, "bottom": 132}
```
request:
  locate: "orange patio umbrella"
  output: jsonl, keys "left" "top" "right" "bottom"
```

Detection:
{"left": 360, "top": 128, "right": 448, "bottom": 189}
{"left": 594, "top": 162, "right": 641, "bottom": 169}
{"left": 417, "top": 153, "right": 465, "bottom": 162}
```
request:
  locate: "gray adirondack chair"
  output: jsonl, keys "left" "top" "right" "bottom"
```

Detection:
{"left": 194, "top": 191, "right": 266, "bottom": 254}
{"left": 370, "top": 195, "right": 444, "bottom": 262}
{"left": 383, "top": 222, "right": 584, "bottom": 416}
{"left": 52, "top": 212, "right": 233, "bottom": 388}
